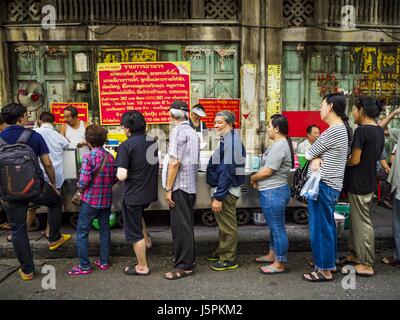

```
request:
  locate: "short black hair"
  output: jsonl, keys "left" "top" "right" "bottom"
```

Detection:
{"left": 0, "top": 113, "right": 4, "bottom": 124}
{"left": 85, "top": 125, "right": 108, "bottom": 147}
{"left": 121, "top": 111, "right": 146, "bottom": 134}
{"left": 306, "top": 125, "right": 320, "bottom": 135}
{"left": 39, "top": 111, "right": 55, "bottom": 123}
{"left": 64, "top": 105, "right": 78, "bottom": 118}
{"left": 1, "top": 103, "right": 27, "bottom": 125}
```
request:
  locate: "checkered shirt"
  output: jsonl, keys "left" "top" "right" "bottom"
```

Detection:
{"left": 168, "top": 121, "right": 200, "bottom": 194}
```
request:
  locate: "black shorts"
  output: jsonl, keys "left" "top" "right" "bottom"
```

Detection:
{"left": 122, "top": 202, "right": 150, "bottom": 243}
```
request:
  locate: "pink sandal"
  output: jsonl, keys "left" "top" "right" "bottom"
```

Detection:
{"left": 94, "top": 260, "right": 110, "bottom": 270}
{"left": 67, "top": 265, "right": 93, "bottom": 275}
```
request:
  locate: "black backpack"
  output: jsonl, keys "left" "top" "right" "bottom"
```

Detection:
{"left": 0, "top": 129, "right": 44, "bottom": 201}
{"left": 291, "top": 161, "right": 310, "bottom": 204}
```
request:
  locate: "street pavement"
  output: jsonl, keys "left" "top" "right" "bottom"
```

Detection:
{"left": 0, "top": 251, "right": 399, "bottom": 300}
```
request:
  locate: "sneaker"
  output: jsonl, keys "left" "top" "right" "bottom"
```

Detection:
{"left": 211, "top": 260, "right": 239, "bottom": 271}
{"left": 94, "top": 259, "right": 110, "bottom": 270}
{"left": 18, "top": 268, "right": 34, "bottom": 281}
{"left": 205, "top": 254, "right": 219, "bottom": 262}
{"left": 67, "top": 265, "right": 93, "bottom": 276}
{"left": 49, "top": 234, "right": 72, "bottom": 251}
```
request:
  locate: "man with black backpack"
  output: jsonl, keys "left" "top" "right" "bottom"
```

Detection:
{"left": 0, "top": 103, "right": 71, "bottom": 281}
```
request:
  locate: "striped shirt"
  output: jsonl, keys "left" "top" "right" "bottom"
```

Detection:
{"left": 168, "top": 121, "right": 200, "bottom": 194}
{"left": 78, "top": 147, "right": 117, "bottom": 209}
{"left": 306, "top": 125, "right": 349, "bottom": 191}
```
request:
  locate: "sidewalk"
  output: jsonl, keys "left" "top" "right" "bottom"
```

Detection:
{"left": 0, "top": 202, "right": 395, "bottom": 259}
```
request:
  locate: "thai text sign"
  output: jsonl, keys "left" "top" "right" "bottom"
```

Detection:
{"left": 198, "top": 99, "right": 241, "bottom": 129}
{"left": 50, "top": 102, "right": 89, "bottom": 124}
{"left": 97, "top": 62, "right": 191, "bottom": 125}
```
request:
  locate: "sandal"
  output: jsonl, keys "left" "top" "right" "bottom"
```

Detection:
{"left": 259, "top": 265, "right": 287, "bottom": 274}
{"left": 67, "top": 265, "right": 93, "bottom": 275}
{"left": 255, "top": 256, "right": 274, "bottom": 263}
{"left": 308, "top": 261, "right": 338, "bottom": 273}
{"left": 124, "top": 265, "right": 150, "bottom": 276}
{"left": 382, "top": 256, "right": 400, "bottom": 267}
{"left": 303, "top": 271, "right": 333, "bottom": 282}
{"left": 164, "top": 268, "right": 194, "bottom": 280}
{"left": 340, "top": 266, "right": 374, "bottom": 277}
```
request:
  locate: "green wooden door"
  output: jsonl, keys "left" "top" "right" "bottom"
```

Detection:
{"left": 283, "top": 45, "right": 356, "bottom": 111}
{"left": 10, "top": 45, "right": 94, "bottom": 120}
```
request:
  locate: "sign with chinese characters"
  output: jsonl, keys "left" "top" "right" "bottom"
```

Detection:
{"left": 198, "top": 99, "right": 241, "bottom": 129}
{"left": 50, "top": 102, "right": 89, "bottom": 124}
{"left": 99, "top": 48, "right": 157, "bottom": 63}
{"left": 267, "top": 65, "right": 282, "bottom": 120}
{"left": 97, "top": 62, "right": 191, "bottom": 125}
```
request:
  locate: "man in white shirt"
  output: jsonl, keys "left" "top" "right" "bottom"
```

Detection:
{"left": 30, "top": 112, "right": 69, "bottom": 237}
{"left": 297, "top": 124, "right": 320, "bottom": 154}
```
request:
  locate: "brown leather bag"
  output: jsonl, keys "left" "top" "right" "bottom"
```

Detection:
{"left": 72, "top": 156, "right": 108, "bottom": 206}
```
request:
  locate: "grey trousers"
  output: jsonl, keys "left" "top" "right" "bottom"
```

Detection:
{"left": 348, "top": 192, "right": 375, "bottom": 266}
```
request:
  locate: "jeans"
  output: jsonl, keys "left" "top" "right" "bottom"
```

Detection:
{"left": 308, "top": 181, "right": 340, "bottom": 270}
{"left": 393, "top": 199, "right": 400, "bottom": 261}
{"left": 2, "top": 182, "right": 62, "bottom": 274}
{"left": 259, "top": 184, "right": 291, "bottom": 263}
{"left": 76, "top": 201, "right": 111, "bottom": 270}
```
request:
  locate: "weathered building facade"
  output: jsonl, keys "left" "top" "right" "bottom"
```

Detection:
{"left": 0, "top": 0, "right": 399, "bottom": 151}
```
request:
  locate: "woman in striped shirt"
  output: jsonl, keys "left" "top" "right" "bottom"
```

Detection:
{"left": 303, "top": 93, "right": 352, "bottom": 282}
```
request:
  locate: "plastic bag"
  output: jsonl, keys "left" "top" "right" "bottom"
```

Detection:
{"left": 300, "top": 170, "right": 321, "bottom": 201}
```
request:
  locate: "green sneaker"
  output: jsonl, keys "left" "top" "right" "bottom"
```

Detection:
{"left": 205, "top": 254, "right": 219, "bottom": 262}
{"left": 211, "top": 260, "right": 239, "bottom": 271}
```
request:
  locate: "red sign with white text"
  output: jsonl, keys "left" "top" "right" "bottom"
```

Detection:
{"left": 50, "top": 102, "right": 89, "bottom": 125}
{"left": 97, "top": 62, "right": 191, "bottom": 125}
{"left": 198, "top": 99, "right": 241, "bottom": 129}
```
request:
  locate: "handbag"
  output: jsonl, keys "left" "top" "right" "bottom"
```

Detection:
{"left": 72, "top": 156, "right": 108, "bottom": 206}
{"left": 291, "top": 160, "right": 311, "bottom": 204}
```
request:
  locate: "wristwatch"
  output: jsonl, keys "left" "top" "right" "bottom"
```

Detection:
{"left": 165, "top": 188, "right": 172, "bottom": 192}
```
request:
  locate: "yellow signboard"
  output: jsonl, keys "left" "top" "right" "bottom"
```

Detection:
{"left": 267, "top": 64, "right": 282, "bottom": 120}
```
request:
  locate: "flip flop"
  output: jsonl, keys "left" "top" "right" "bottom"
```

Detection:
{"left": 164, "top": 268, "right": 194, "bottom": 280}
{"left": 340, "top": 267, "right": 374, "bottom": 277}
{"left": 124, "top": 265, "right": 150, "bottom": 276}
{"left": 308, "top": 261, "right": 338, "bottom": 273}
{"left": 303, "top": 271, "right": 333, "bottom": 282}
{"left": 255, "top": 256, "right": 274, "bottom": 263}
{"left": 259, "top": 265, "right": 287, "bottom": 275}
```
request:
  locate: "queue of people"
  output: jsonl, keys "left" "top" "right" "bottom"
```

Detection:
{"left": 1, "top": 93, "right": 400, "bottom": 283}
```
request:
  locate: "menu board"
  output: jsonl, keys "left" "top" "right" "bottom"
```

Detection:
{"left": 198, "top": 99, "right": 241, "bottom": 129}
{"left": 50, "top": 102, "right": 89, "bottom": 124}
{"left": 97, "top": 62, "right": 191, "bottom": 125}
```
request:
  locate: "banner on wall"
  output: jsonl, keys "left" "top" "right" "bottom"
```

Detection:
{"left": 198, "top": 98, "right": 241, "bottom": 129}
{"left": 50, "top": 102, "right": 89, "bottom": 125}
{"left": 97, "top": 62, "right": 191, "bottom": 125}
{"left": 267, "top": 65, "right": 282, "bottom": 120}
